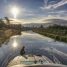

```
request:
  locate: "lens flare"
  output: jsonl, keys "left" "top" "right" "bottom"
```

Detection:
{"left": 11, "top": 7, "right": 19, "bottom": 18}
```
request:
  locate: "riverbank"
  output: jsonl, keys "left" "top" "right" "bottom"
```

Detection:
{"left": 33, "top": 25, "right": 67, "bottom": 43}
{"left": 0, "top": 28, "right": 21, "bottom": 46}
{"left": 33, "top": 30, "right": 67, "bottom": 43}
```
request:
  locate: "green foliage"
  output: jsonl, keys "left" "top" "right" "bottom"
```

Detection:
{"left": 0, "top": 17, "right": 21, "bottom": 47}
{"left": 0, "top": 19, "right": 5, "bottom": 28}
{"left": 33, "top": 25, "right": 67, "bottom": 43}
{"left": 4, "top": 17, "right": 10, "bottom": 24}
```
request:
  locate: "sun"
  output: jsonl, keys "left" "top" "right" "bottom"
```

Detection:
{"left": 11, "top": 6, "right": 19, "bottom": 18}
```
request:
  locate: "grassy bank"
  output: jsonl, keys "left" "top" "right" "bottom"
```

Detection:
{"left": 0, "top": 17, "right": 21, "bottom": 46}
{"left": 0, "top": 28, "right": 21, "bottom": 46}
{"left": 33, "top": 25, "right": 67, "bottom": 43}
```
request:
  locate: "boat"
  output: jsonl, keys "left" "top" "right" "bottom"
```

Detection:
{"left": 7, "top": 54, "right": 66, "bottom": 67}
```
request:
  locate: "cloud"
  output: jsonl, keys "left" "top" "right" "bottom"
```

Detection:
{"left": 41, "top": 0, "right": 67, "bottom": 10}
{"left": 49, "top": 10, "right": 67, "bottom": 14}
{"left": 10, "top": 14, "right": 67, "bottom": 24}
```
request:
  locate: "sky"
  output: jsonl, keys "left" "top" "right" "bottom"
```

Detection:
{"left": 0, "top": 0, "right": 67, "bottom": 24}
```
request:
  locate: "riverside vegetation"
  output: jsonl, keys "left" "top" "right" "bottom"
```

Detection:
{"left": 33, "top": 24, "right": 67, "bottom": 43}
{"left": 0, "top": 17, "right": 21, "bottom": 46}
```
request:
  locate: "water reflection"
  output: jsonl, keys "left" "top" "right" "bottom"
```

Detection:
{"left": 0, "top": 31, "right": 67, "bottom": 66}
{"left": 12, "top": 40, "right": 18, "bottom": 48}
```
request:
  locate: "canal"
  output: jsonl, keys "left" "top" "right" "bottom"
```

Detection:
{"left": 0, "top": 31, "right": 67, "bottom": 67}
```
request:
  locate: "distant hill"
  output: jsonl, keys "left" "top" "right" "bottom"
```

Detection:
{"left": 23, "top": 19, "right": 67, "bottom": 27}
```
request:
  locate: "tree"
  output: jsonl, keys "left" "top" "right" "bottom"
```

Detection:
{"left": 0, "top": 19, "right": 5, "bottom": 28}
{"left": 4, "top": 17, "right": 10, "bottom": 24}
{"left": 40, "top": 25, "right": 43, "bottom": 28}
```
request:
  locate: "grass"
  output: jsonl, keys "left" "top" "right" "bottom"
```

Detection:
{"left": 33, "top": 28, "right": 67, "bottom": 43}
{"left": 0, "top": 28, "right": 21, "bottom": 47}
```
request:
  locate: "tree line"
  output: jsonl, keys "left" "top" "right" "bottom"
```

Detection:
{"left": 33, "top": 24, "right": 67, "bottom": 42}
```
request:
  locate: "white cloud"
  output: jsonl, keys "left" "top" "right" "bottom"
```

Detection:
{"left": 41, "top": 0, "right": 67, "bottom": 10}
{"left": 49, "top": 10, "right": 67, "bottom": 14}
{"left": 52, "top": 0, "right": 67, "bottom": 9}
{"left": 30, "top": 15, "right": 67, "bottom": 23}
{"left": 10, "top": 14, "right": 67, "bottom": 24}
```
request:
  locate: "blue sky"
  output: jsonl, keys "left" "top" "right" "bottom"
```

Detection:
{"left": 0, "top": 0, "right": 67, "bottom": 23}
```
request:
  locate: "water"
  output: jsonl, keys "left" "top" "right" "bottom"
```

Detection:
{"left": 0, "top": 31, "right": 67, "bottom": 67}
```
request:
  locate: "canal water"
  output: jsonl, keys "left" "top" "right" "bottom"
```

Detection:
{"left": 0, "top": 31, "right": 67, "bottom": 66}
